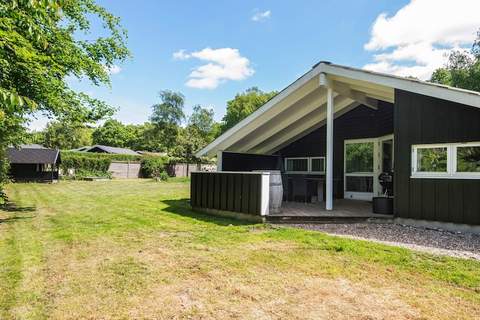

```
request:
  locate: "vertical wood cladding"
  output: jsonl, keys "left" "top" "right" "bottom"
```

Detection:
{"left": 394, "top": 89, "right": 480, "bottom": 225}
{"left": 191, "top": 172, "right": 262, "bottom": 215}
{"left": 277, "top": 102, "right": 394, "bottom": 197}
{"left": 221, "top": 152, "right": 281, "bottom": 171}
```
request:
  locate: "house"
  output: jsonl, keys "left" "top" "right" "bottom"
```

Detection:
{"left": 74, "top": 145, "right": 140, "bottom": 155}
{"left": 7, "top": 144, "right": 61, "bottom": 182}
{"left": 191, "top": 61, "right": 480, "bottom": 231}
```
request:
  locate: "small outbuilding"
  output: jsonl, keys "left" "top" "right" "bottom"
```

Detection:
{"left": 7, "top": 144, "right": 61, "bottom": 182}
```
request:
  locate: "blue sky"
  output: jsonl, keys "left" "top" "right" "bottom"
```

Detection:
{"left": 29, "top": 0, "right": 480, "bottom": 129}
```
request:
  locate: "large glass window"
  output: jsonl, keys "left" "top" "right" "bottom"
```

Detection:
{"left": 416, "top": 147, "right": 448, "bottom": 172}
{"left": 345, "top": 142, "right": 374, "bottom": 173}
{"left": 457, "top": 146, "right": 480, "bottom": 173}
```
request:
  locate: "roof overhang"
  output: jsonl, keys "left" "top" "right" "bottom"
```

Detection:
{"left": 197, "top": 62, "right": 480, "bottom": 157}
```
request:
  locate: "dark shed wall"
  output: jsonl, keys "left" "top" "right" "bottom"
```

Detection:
{"left": 277, "top": 103, "right": 394, "bottom": 197}
{"left": 394, "top": 89, "right": 480, "bottom": 225}
{"left": 221, "top": 152, "right": 281, "bottom": 171}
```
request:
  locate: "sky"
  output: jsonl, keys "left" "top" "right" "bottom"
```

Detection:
{"left": 29, "top": 0, "right": 480, "bottom": 130}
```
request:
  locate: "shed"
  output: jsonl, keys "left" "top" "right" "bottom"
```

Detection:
{"left": 7, "top": 145, "right": 61, "bottom": 182}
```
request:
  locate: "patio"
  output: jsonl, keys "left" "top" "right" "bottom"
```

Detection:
{"left": 267, "top": 199, "right": 393, "bottom": 223}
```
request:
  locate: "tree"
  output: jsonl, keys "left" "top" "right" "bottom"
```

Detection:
{"left": 220, "top": 87, "right": 277, "bottom": 134}
{"left": 43, "top": 121, "right": 93, "bottom": 149}
{"left": 0, "top": 0, "right": 130, "bottom": 201}
{"left": 430, "top": 29, "right": 480, "bottom": 91}
{"left": 188, "top": 105, "right": 215, "bottom": 140}
{"left": 150, "top": 90, "right": 185, "bottom": 151}
{"left": 92, "top": 119, "right": 134, "bottom": 148}
{"left": 150, "top": 90, "right": 185, "bottom": 126}
{"left": 172, "top": 105, "right": 217, "bottom": 161}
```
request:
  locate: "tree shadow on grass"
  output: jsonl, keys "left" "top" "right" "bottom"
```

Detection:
{"left": 0, "top": 203, "right": 36, "bottom": 224}
{"left": 161, "top": 199, "right": 258, "bottom": 226}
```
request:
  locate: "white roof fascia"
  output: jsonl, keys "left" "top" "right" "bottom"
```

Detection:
{"left": 321, "top": 63, "right": 480, "bottom": 108}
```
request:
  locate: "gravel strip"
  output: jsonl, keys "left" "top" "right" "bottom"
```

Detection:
{"left": 286, "top": 223, "right": 480, "bottom": 260}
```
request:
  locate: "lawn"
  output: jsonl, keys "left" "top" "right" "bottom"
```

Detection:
{"left": 0, "top": 179, "right": 479, "bottom": 319}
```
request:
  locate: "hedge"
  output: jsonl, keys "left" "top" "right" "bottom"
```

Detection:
{"left": 61, "top": 151, "right": 171, "bottom": 179}
{"left": 60, "top": 153, "right": 111, "bottom": 178}
{"left": 61, "top": 150, "right": 143, "bottom": 162}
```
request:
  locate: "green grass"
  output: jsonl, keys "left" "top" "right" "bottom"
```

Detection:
{"left": 0, "top": 179, "right": 479, "bottom": 319}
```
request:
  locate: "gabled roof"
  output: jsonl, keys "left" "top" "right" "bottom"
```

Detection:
{"left": 7, "top": 146, "right": 60, "bottom": 164}
{"left": 197, "top": 62, "right": 480, "bottom": 157}
{"left": 86, "top": 145, "right": 139, "bottom": 155}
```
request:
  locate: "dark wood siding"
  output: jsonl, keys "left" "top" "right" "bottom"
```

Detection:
{"left": 394, "top": 89, "right": 480, "bottom": 225}
{"left": 276, "top": 102, "right": 394, "bottom": 198}
{"left": 221, "top": 152, "right": 281, "bottom": 171}
{"left": 191, "top": 172, "right": 262, "bottom": 215}
{"left": 9, "top": 164, "right": 59, "bottom": 182}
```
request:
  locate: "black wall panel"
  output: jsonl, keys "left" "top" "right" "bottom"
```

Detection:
{"left": 394, "top": 89, "right": 480, "bottom": 225}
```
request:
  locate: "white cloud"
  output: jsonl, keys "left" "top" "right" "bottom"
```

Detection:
{"left": 174, "top": 47, "right": 254, "bottom": 89}
{"left": 105, "top": 64, "right": 122, "bottom": 75}
{"left": 173, "top": 49, "right": 190, "bottom": 60}
{"left": 251, "top": 10, "right": 271, "bottom": 22}
{"left": 363, "top": 0, "right": 480, "bottom": 79}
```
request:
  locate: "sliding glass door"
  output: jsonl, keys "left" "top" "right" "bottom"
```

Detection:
{"left": 344, "top": 139, "right": 378, "bottom": 200}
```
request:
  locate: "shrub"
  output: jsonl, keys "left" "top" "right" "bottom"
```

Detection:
{"left": 155, "top": 171, "right": 169, "bottom": 182}
{"left": 140, "top": 156, "right": 168, "bottom": 178}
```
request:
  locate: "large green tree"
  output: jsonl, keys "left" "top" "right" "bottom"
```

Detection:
{"left": 0, "top": 0, "right": 129, "bottom": 200}
{"left": 430, "top": 29, "right": 480, "bottom": 91}
{"left": 42, "top": 121, "right": 93, "bottom": 149}
{"left": 150, "top": 90, "right": 185, "bottom": 152}
{"left": 92, "top": 119, "right": 134, "bottom": 148}
{"left": 172, "top": 105, "right": 217, "bottom": 161}
{"left": 220, "top": 87, "right": 277, "bottom": 134}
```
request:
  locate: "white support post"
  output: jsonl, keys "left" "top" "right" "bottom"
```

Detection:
{"left": 216, "top": 151, "right": 223, "bottom": 172}
{"left": 326, "top": 86, "right": 334, "bottom": 210}
{"left": 260, "top": 173, "right": 270, "bottom": 216}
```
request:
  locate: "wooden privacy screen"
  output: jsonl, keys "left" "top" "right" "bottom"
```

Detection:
{"left": 191, "top": 172, "right": 263, "bottom": 215}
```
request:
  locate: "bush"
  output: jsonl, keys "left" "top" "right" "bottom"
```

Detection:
{"left": 155, "top": 171, "right": 169, "bottom": 182}
{"left": 140, "top": 156, "right": 168, "bottom": 178}
{"left": 60, "top": 153, "right": 111, "bottom": 178}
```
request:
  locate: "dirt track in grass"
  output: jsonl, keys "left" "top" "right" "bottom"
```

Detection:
{"left": 1, "top": 179, "right": 479, "bottom": 319}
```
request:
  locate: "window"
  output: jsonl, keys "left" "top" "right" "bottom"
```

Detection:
{"left": 345, "top": 142, "right": 374, "bottom": 173}
{"left": 311, "top": 157, "right": 325, "bottom": 173}
{"left": 286, "top": 158, "right": 308, "bottom": 172}
{"left": 412, "top": 142, "right": 480, "bottom": 179}
{"left": 285, "top": 157, "right": 325, "bottom": 174}
{"left": 456, "top": 145, "right": 480, "bottom": 173}
{"left": 416, "top": 147, "right": 448, "bottom": 173}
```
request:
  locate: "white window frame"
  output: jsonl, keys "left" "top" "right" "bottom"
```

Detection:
{"left": 310, "top": 157, "right": 326, "bottom": 174}
{"left": 284, "top": 157, "right": 325, "bottom": 174}
{"left": 344, "top": 138, "right": 379, "bottom": 201}
{"left": 411, "top": 142, "right": 480, "bottom": 179}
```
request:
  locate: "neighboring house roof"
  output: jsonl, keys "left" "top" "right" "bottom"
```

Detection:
{"left": 19, "top": 144, "right": 47, "bottom": 149}
{"left": 7, "top": 146, "right": 60, "bottom": 164}
{"left": 70, "top": 146, "right": 91, "bottom": 152}
{"left": 197, "top": 61, "right": 480, "bottom": 157}
{"left": 86, "top": 145, "right": 140, "bottom": 155}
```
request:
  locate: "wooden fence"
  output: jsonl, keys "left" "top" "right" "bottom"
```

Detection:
{"left": 190, "top": 171, "right": 270, "bottom": 217}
